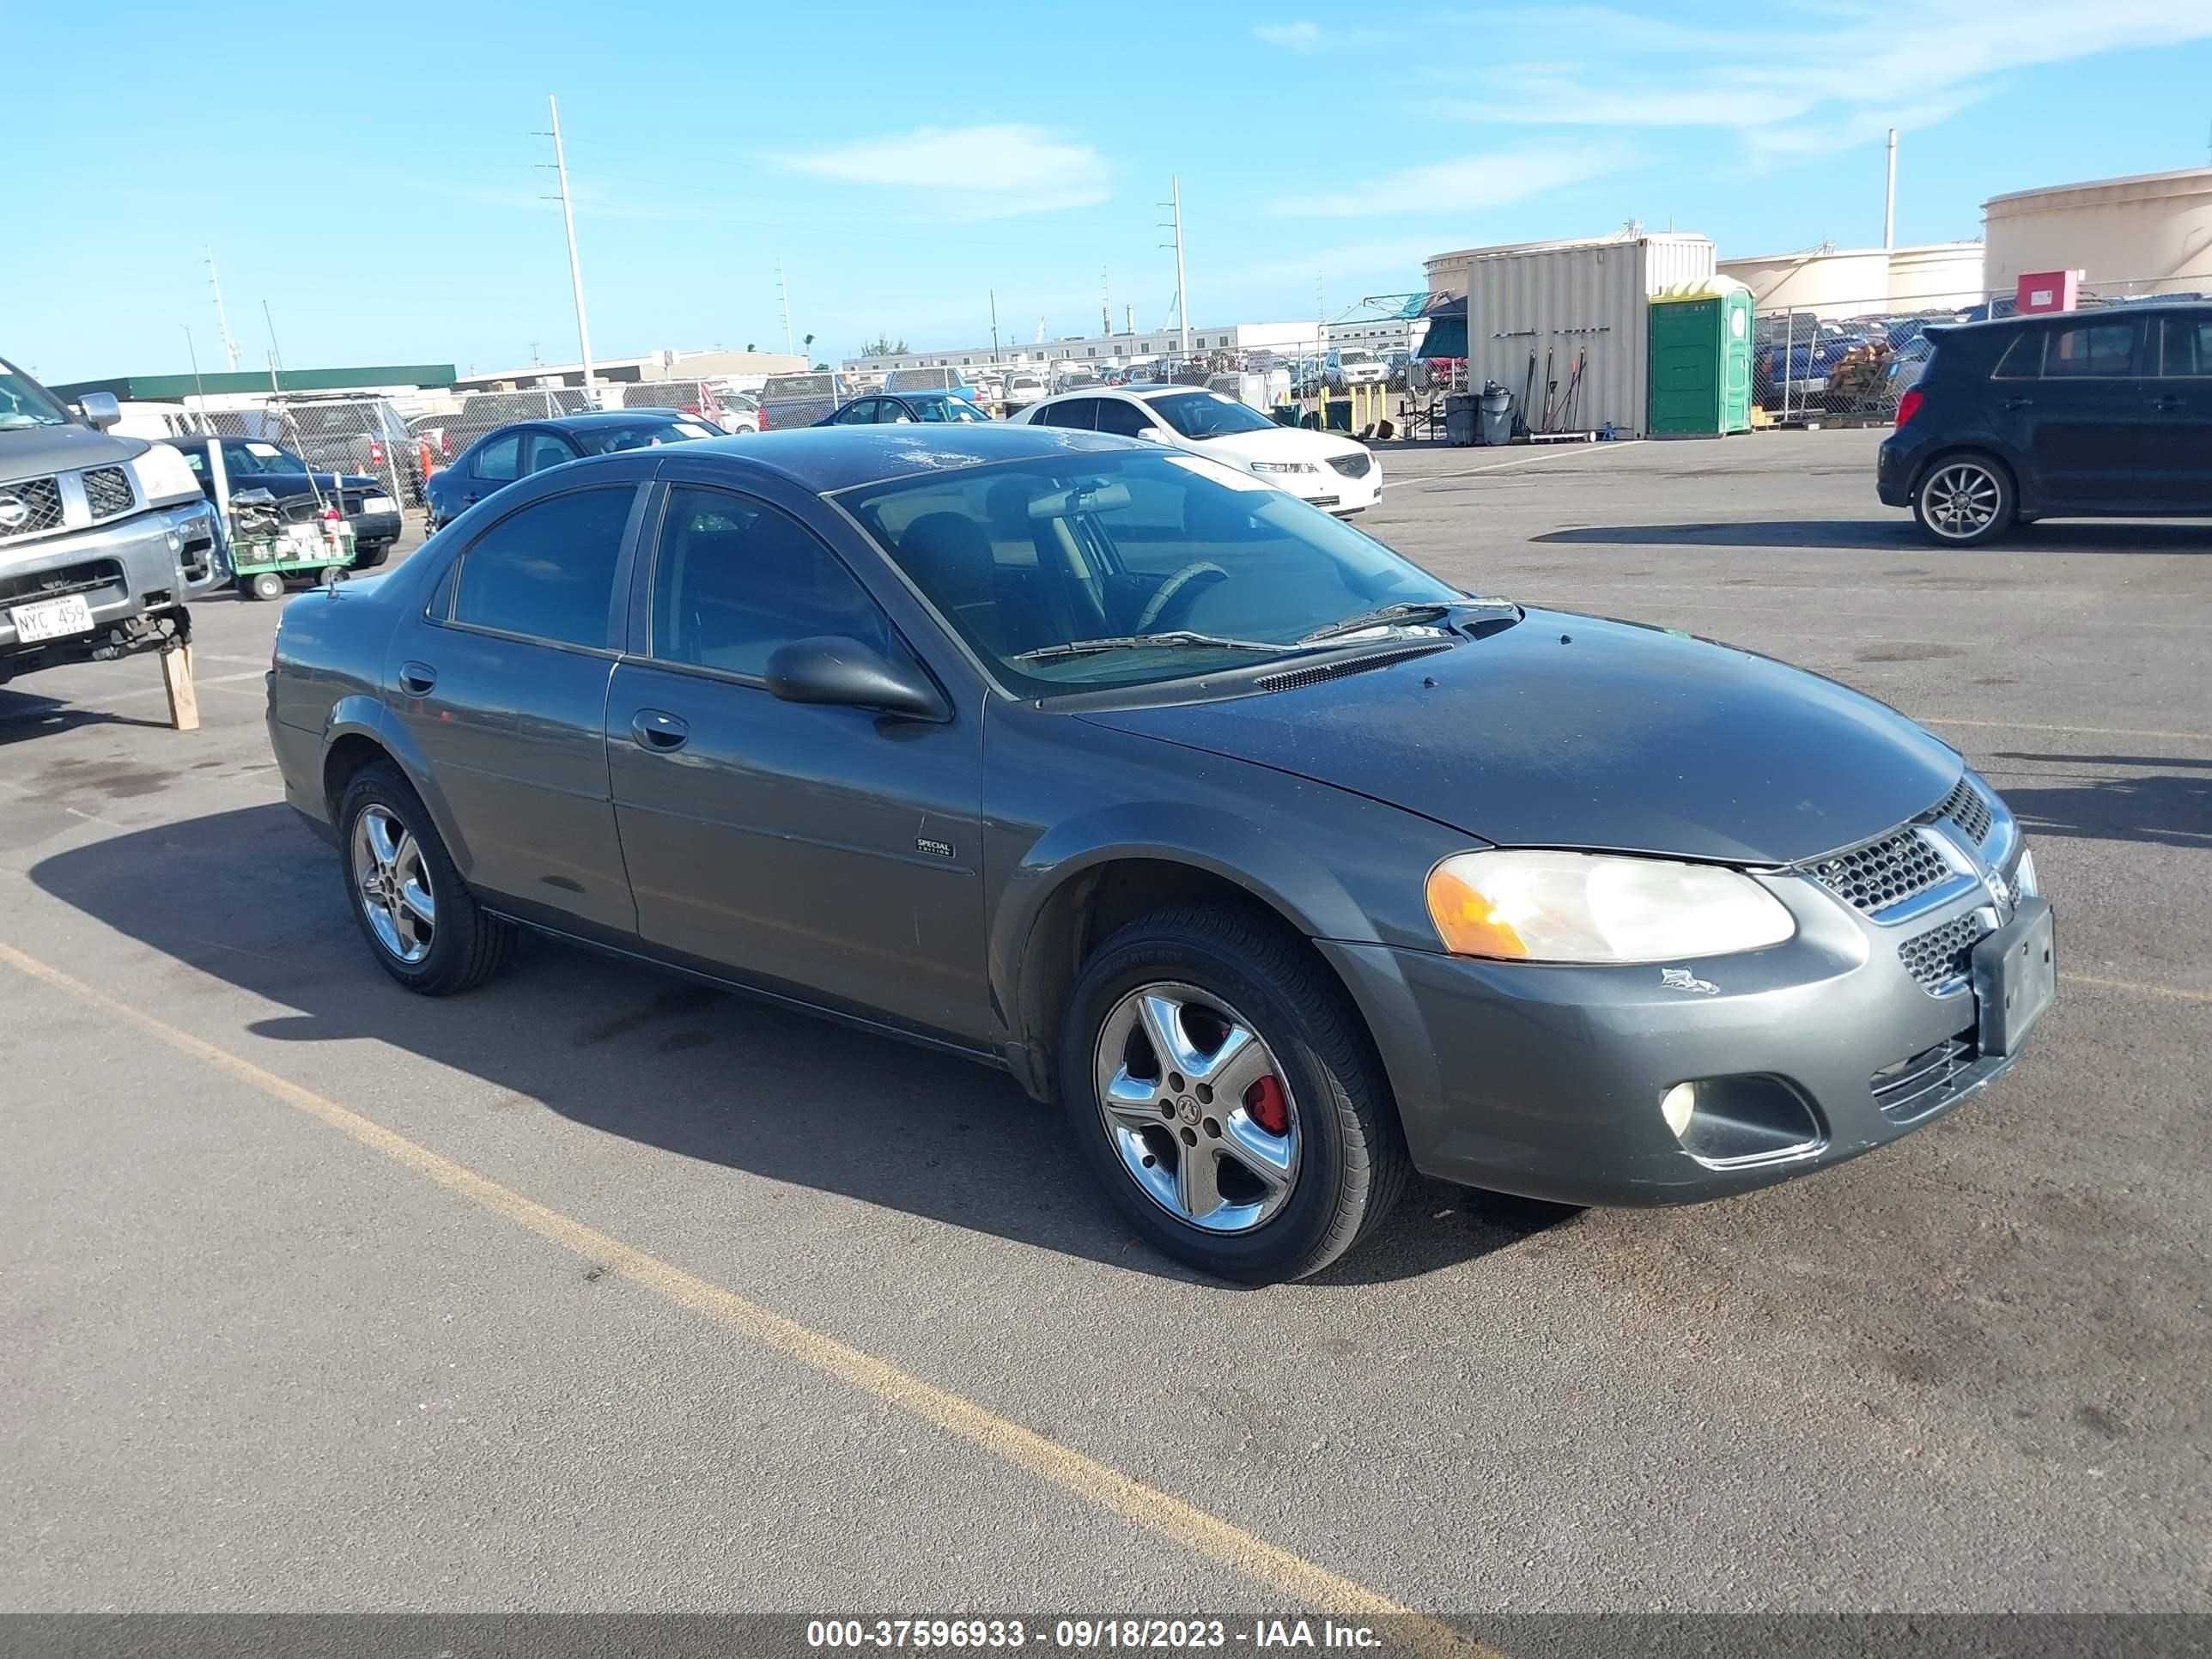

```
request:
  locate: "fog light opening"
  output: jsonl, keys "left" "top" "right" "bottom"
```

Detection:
{"left": 1661, "top": 1074, "right": 1825, "bottom": 1167}
{"left": 1661, "top": 1083, "right": 1698, "bottom": 1139}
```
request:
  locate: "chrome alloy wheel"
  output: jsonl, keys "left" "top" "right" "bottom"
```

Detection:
{"left": 351, "top": 804, "right": 436, "bottom": 965}
{"left": 1092, "top": 981, "right": 1301, "bottom": 1234}
{"left": 1921, "top": 461, "right": 2003, "bottom": 540}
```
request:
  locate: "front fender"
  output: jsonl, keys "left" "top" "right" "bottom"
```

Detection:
{"left": 322, "top": 695, "right": 477, "bottom": 878}
{"left": 988, "top": 797, "right": 1393, "bottom": 1066}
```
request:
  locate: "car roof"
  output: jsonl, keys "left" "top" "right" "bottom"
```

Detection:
{"left": 539, "top": 409, "right": 689, "bottom": 428}
{"left": 652, "top": 424, "right": 1142, "bottom": 495}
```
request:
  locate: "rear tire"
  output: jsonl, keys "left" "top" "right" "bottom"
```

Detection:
{"left": 1057, "top": 904, "right": 1408, "bottom": 1282}
{"left": 336, "top": 761, "right": 514, "bottom": 996}
{"left": 351, "top": 541, "right": 391, "bottom": 570}
{"left": 1912, "top": 453, "right": 2015, "bottom": 546}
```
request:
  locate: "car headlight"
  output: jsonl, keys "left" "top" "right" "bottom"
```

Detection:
{"left": 127, "top": 441, "right": 203, "bottom": 507}
{"left": 1425, "top": 849, "right": 1796, "bottom": 963}
{"left": 1249, "top": 460, "right": 1316, "bottom": 474}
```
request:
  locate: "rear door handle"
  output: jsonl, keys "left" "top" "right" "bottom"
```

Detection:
{"left": 631, "top": 708, "right": 690, "bottom": 752}
{"left": 2002, "top": 397, "right": 2033, "bottom": 410}
{"left": 398, "top": 661, "right": 437, "bottom": 696}
{"left": 2148, "top": 395, "right": 2185, "bottom": 412}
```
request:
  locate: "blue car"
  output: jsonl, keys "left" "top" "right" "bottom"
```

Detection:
{"left": 817, "top": 392, "right": 994, "bottom": 426}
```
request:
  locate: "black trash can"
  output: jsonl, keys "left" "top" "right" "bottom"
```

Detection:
{"left": 1479, "top": 381, "right": 1514, "bottom": 446}
{"left": 1444, "top": 392, "right": 1478, "bottom": 447}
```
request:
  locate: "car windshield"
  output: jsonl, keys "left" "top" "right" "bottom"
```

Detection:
{"left": 1338, "top": 351, "right": 1376, "bottom": 365}
{"left": 226, "top": 441, "right": 307, "bottom": 474}
{"left": 1146, "top": 392, "right": 1281, "bottom": 441}
{"left": 0, "top": 362, "right": 74, "bottom": 429}
{"left": 580, "top": 421, "right": 714, "bottom": 453}
{"left": 842, "top": 449, "right": 1461, "bottom": 696}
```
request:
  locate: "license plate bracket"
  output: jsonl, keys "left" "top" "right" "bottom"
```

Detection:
{"left": 9, "top": 593, "right": 95, "bottom": 643}
{"left": 1972, "top": 895, "right": 2056, "bottom": 1058}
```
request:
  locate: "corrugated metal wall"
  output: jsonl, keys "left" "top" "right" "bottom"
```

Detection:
{"left": 1462, "top": 236, "right": 1715, "bottom": 436}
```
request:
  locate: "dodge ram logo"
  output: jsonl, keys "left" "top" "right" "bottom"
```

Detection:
{"left": 0, "top": 494, "right": 28, "bottom": 532}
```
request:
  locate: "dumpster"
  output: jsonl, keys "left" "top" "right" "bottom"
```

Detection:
{"left": 1444, "top": 392, "right": 1478, "bottom": 447}
{"left": 1478, "top": 380, "right": 1513, "bottom": 445}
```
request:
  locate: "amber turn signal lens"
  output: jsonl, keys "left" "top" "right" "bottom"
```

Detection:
{"left": 1425, "top": 864, "right": 1530, "bottom": 959}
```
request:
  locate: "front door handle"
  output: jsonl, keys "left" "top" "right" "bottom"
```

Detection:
{"left": 631, "top": 708, "right": 690, "bottom": 752}
{"left": 398, "top": 661, "right": 438, "bottom": 696}
{"left": 2148, "top": 395, "right": 2185, "bottom": 412}
{"left": 2002, "top": 396, "right": 2033, "bottom": 410}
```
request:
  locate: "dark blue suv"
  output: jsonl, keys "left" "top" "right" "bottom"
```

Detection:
{"left": 1878, "top": 305, "right": 2212, "bottom": 544}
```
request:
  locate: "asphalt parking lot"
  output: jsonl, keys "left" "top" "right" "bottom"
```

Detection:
{"left": 5, "top": 431, "right": 2208, "bottom": 1633}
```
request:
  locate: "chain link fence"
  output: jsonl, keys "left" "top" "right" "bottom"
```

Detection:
{"left": 1749, "top": 276, "right": 2199, "bottom": 423}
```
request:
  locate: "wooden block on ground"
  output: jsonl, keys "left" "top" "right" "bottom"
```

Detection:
{"left": 161, "top": 641, "right": 199, "bottom": 732}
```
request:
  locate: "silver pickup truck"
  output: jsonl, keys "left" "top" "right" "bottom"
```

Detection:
{"left": 1, "top": 355, "right": 224, "bottom": 682}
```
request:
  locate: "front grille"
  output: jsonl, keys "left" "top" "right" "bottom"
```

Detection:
{"left": 82, "top": 465, "right": 134, "bottom": 520}
{"left": 1899, "top": 910, "right": 1991, "bottom": 992}
{"left": 1871, "top": 1029, "right": 1978, "bottom": 1122}
{"left": 1327, "top": 452, "right": 1372, "bottom": 479}
{"left": 0, "top": 476, "right": 65, "bottom": 538}
{"left": 1809, "top": 829, "right": 1953, "bottom": 915}
{"left": 1937, "top": 776, "right": 1993, "bottom": 846}
{"left": 0, "top": 559, "right": 125, "bottom": 607}
{"left": 1255, "top": 642, "right": 1444, "bottom": 693}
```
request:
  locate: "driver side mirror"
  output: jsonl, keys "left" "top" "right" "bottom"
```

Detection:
{"left": 1134, "top": 424, "right": 1172, "bottom": 443}
{"left": 764, "top": 636, "right": 947, "bottom": 721}
{"left": 77, "top": 392, "right": 121, "bottom": 431}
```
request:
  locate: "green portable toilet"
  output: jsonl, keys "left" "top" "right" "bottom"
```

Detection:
{"left": 1648, "top": 276, "right": 1754, "bottom": 436}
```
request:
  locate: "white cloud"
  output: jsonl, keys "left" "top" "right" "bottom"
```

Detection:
{"left": 1254, "top": 21, "right": 1323, "bottom": 51}
{"left": 1253, "top": 19, "right": 1396, "bottom": 51}
{"left": 1268, "top": 145, "right": 1615, "bottom": 217}
{"left": 1431, "top": 0, "right": 2212, "bottom": 165}
{"left": 776, "top": 125, "right": 1108, "bottom": 219}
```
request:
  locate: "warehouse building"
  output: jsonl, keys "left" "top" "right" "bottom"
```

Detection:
{"left": 452, "top": 347, "right": 805, "bottom": 394}
{"left": 842, "top": 321, "right": 1321, "bottom": 375}
{"left": 1982, "top": 166, "right": 2212, "bottom": 297}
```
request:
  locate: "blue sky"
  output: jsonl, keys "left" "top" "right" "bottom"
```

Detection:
{"left": 9, "top": 0, "right": 2211, "bottom": 382}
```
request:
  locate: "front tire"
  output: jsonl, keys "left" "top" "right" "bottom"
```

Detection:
{"left": 337, "top": 761, "right": 514, "bottom": 995}
{"left": 1912, "top": 453, "right": 2015, "bottom": 546}
{"left": 246, "top": 571, "right": 286, "bottom": 601}
{"left": 1058, "top": 905, "right": 1409, "bottom": 1282}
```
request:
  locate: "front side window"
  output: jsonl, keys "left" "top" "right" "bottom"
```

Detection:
{"left": 583, "top": 421, "right": 714, "bottom": 454}
{"left": 474, "top": 433, "right": 522, "bottom": 481}
{"left": 451, "top": 484, "right": 633, "bottom": 649}
{"left": 833, "top": 400, "right": 877, "bottom": 425}
{"left": 842, "top": 451, "right": 1458, "bottom": 697}
{"left": 2043, "top": 323, "right": 2136, "bottom": 379}
{"left": 648, "top": 485, "right": 895, "bottom": 679}
{"left": 1092, "top": 399, "right": 1157, "bottom": 438}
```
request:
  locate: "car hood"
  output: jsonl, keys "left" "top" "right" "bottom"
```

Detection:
{"left": 1182, "top": 427, "right": 1364, "bottom": 466}
{"left": 0, "top": 422, "right": 146, "bottom": 482}
{"left": 1077, "top": 608, "right": 1961, "bottom": 865}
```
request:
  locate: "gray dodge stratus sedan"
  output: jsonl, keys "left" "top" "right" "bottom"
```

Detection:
{"left": 266, "top": 425, "right": 2055, "bottom": 1281}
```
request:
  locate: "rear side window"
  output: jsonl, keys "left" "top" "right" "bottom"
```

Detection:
{"left": 452, "top": 485, "right": 633, "bottom": 649}
{"left": 2043, "top": 323, "right": 2136, "bottom": 379}
{"left": 2159, "top": 317, "right": 2212, "bottom": 377}
{"left": 1093, "top": 399, "right": 1156, "bottom": 438}
{"left": 474, "top": 433, "right": 521, "bottom": 481}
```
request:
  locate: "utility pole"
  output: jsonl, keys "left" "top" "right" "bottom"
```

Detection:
{"left": 541, "top": 95, "right": 598, "bottom": 406}
{"left": 206, "top": 247, "right": 240, "bottom": 371}
{"left": 1883, "top": 127, "right": 1899, "bottom": 250}
{"left": 1160, "top": 176, "right": 1190, "bottom": 356}
{"left": 262, "top": 299, "right": 285, "bottom": 389}
{"left": 776, "top": 263, "right": 794, "bottom": 356}
{"left": 989, "top": 289, "right": 1000, "bottom": 361}
{"left": 1102, "top": 268, "right": 1112, "bottom": 337}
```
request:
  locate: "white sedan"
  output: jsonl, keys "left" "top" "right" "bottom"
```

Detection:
{"left": 1009, "top": 385, "right": 1380, "bottom": 514}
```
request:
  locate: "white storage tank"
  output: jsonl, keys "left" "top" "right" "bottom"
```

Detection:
{"left": 1426, "top": 233, "right": 1715, "bottom": 437}
{"left": 1983, "top": 167, "right": 2212, "bottom": 296}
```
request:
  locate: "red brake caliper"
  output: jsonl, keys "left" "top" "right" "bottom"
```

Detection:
{"left": 1243, "top": 1074, "right": 1290, "bottom": 1136}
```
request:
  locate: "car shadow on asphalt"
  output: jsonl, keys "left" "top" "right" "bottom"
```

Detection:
{"left": 1534, "top": 520, "right": 2212, "bottom": 551}
{"left": 29, "top": 803, "right": 1571, "bottom": 1286}
{"left": 1990, "top": 752, "right": 2212, "bottom": 850}
{"left": 0, "top": 690, "right": 177, "bottom": 745}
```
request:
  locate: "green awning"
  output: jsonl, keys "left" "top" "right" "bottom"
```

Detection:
{"left": 1419, "top": 313, "right": 1468, "bottom": 359}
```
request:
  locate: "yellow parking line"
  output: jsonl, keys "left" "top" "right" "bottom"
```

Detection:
{"left": 2063, "top": 972, "right": 2212, "bottom": 1005}
{"left": 0, "top": 939, "right": 1501, "bottom": 1659}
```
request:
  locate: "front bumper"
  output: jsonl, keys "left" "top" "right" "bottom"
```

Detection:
{"left": 1320, "top": 854, "right": 2048, "bottom": 1206}
{"left": 0, "top": 498, "right": 222, "bottom": 655}
{"left": 1290, "top": 457, "right": 1382, "bottom": 515}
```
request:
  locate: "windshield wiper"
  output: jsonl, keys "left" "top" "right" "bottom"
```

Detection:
{"left": 1012, "top": 631, "right": 1292, "bottom": 665}
{"left": 1297, "top": 597, "right": 1520, "bottom": 645}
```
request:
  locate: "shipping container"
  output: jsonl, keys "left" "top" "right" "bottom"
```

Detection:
{"left": 1446, "top": 234, "right": 1715, "bottom": 437}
